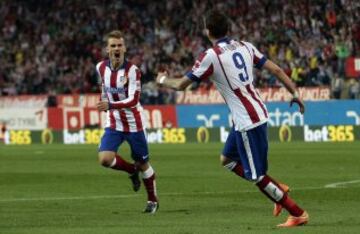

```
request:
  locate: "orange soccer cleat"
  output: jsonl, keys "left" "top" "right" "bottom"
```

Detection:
{"left": 273, "top": 183, "right": 290, "bottom": 216}
{"left": 277, "top": 211, "right": 309, "bottom": 227}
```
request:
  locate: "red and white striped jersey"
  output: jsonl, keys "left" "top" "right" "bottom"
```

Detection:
{"left": 96, "top": 60, "right": 146, "bottom": 132}
{"left": 186, "top": 38, "right": 268, "bottom": 131}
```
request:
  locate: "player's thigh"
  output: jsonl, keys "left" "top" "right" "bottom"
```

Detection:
{"left": 126, "top": 131, "right": 149, "bottom": 163}
{"left": 221, "top": 127, "right": 241, "bottom": 164}
{"left": 235, "top": 123, "right": 268, "bottom": 181}
{"left": 98, "top": 128, "right": 125, "bottom": 155}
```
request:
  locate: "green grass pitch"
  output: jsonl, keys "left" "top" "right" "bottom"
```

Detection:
{"left": 1, "top": 142, "right": 360, "bottom": 234}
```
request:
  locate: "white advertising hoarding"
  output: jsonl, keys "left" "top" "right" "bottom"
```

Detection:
{"left": 0, "top": 108, "right": 48, "bottom": 130}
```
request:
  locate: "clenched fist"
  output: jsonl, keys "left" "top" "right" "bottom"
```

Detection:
{"left": 97, "top": 101, "right": 109, "bottom": 111}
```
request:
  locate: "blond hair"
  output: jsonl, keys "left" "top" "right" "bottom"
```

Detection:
{"left": 105, "top": 30, "right": 123, "bottom": 43}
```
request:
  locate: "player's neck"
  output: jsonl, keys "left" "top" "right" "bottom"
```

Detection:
{"left": 209, "top": 36, "right": 218, "bottom": 46}
{"left": 209, "top": 35, "right": 228, "bottom": 46}
{"left": 110, "top": 58, "right": 124, "bottom": 70}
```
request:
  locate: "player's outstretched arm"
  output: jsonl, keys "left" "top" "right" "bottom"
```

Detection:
{"left": 156, "top": 72, "right": 193, "bottom": 91}
{"left": 262, "top": 60, "right": 305, "bottom": 114}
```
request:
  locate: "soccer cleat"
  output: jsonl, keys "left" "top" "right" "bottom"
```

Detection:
{"left": 273, "top": 183, "right": 290, "bottom": 216}
{"left": 277, "top": 211, "right": 309, "bottom": 227}
{"left": 143, "top": 201, "right": 159, "bottom": 214}
{"left": 129, "top": 171, "right": 141, "bottom": 192}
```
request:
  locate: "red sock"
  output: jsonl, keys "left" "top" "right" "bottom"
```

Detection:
{"left": 110, "top": 155, "right": 136, "bottom": 174}
{"left": 256, "top": 175, "right": 304, "bottom": 217}
{"left": 232, "top": 164, "right": 245, "bottom": 178}
{"left": 142, "top": 167, "right": 158, "bottom": 202}
{"left": 279, "top": 194, "right": 304, "bottom": 217}
{"left": 224, "top": 161, "right": 245, "bottom": 178}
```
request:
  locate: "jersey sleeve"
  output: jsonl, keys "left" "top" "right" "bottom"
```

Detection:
{"left": 185, "top": 51, "right": 214, "bottom": 82}
{"left": 243, "top": 42, "right": 267, "bottom": 69}
{"left": 109, "top": 66, "right": 141, "bottom": 109}
{"left": 96, "top": 61, "right": 107, "bottom": 101}
{"left": 95, "top": 62, "right": 103, "bottom": 85}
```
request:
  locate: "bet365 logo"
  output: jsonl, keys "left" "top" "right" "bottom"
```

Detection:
{"left": 7, "top": 130, "right": 32, "bottom": 145}
{"left": 304, "top": 125, "right": 354, "bottom": 142}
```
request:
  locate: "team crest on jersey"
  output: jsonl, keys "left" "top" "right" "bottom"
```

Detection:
{"left": 119, "top": 75, "right": 128, "bottom": 85}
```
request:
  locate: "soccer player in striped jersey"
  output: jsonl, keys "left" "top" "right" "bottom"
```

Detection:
{"left": 96, "top": 30, "right": 158, "bottom": 214}
{"left": 156, "top": 11, "right": 308, "bottom": 227}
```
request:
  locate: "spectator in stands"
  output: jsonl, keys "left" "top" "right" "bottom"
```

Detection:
{"left": 331, "top": 73, "right": 344, "bottom": 99}
{"left": 0, "top": 0, "right": 359, "bottom": 101}
{"left": 348, "top": 78, "right": 360, "bottom": 99}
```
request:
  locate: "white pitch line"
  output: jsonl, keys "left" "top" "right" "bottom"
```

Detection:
{"left": 0, "top": 185, "right": 353, "bottom": 203}
{"left": 0, "top": 191, "right": 245, "bottom": 203}
{"left": 0, "top": 194, "right": 142, "bottom": 202}
{"left": 324, "top": 179, "right": 360, "bottom": 188}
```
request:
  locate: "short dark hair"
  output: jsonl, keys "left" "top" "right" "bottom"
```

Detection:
{"left": 205, "top": 10, "right": 229, "bottom": 39}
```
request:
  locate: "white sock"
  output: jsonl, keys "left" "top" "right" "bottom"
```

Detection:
{"left": 224, "top": 161, "right": 237, "bottom": 171}
{"left": 142, "top": 166, "right": 154, "bottom": 179}
{"left": 109, "top": 157, "right": 117, "bottom": 168}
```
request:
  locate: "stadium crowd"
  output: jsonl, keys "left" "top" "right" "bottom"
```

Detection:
{"left": 0, "top": 0, "right": 359, "bottom": 102}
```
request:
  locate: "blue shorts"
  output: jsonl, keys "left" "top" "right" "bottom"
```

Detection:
{"left": 222, "top": 123, "right": 268, "bottom": 181}
{"left": 99, "top": 128, "right": 149, "bottom": 163}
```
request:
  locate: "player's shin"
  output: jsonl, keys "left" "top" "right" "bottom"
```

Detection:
{"left": 142, "top": 166, "right": 158, "bottom": 202}
{"left": 256, "top": 175, "right": 304, "bottom": 217}
{"left": 110, "top": 154, "right": 136, "bottom": 174}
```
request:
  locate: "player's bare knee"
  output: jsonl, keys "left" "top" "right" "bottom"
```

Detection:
{"left": 98, "top": 152, "right": 115, "bottom": 167}
{"left": 220, "top": 154, "right": 231, "bottom": 166}
{"left": 137, "top": 161, "right": 150, "bottom": 172}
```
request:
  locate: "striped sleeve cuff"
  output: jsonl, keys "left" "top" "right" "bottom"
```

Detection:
{"left": 255, "top": 57, "right": 267, "bottom": 69}
{"left": 186, "top": 71, "right": 200, "bottom": 82}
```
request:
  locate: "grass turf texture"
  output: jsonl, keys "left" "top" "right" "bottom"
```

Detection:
{"left": 0, "top": 142, "right": 360, "bottom": 234}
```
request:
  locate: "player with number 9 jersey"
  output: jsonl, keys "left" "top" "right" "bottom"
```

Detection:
{"left": 156, "top": 10, "right": 307, "bottom": 227}
{"left": 186, "top": 38, "right": 268, "bottom": 132}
